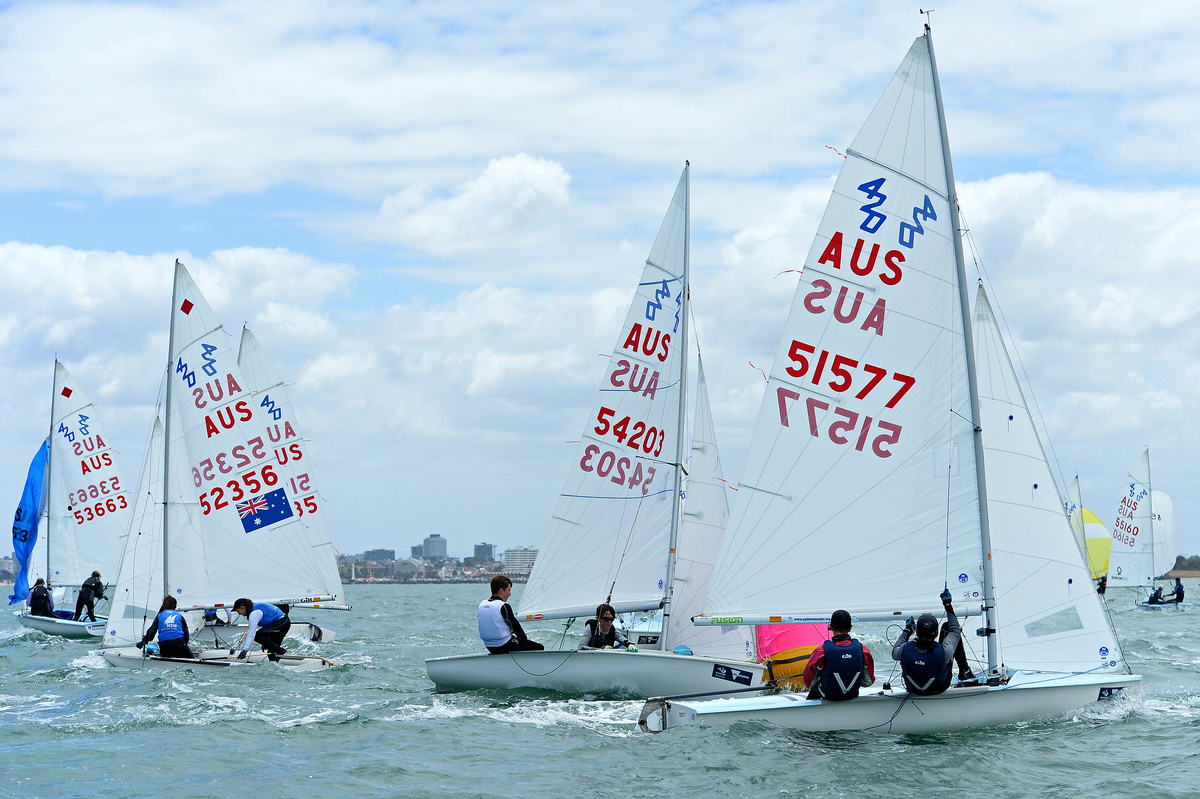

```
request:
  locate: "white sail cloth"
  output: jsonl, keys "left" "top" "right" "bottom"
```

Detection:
{"left": 973, "top": 287, "right": 1123, "bottom": 673}
{"left": 705, "top": 37, "right": 984, "bottom": 619}
{"left": 664, "top": 358, "right": 754, "bottom": 659}
{"left": 28, "top": 362, "right": 128, "bottom": 591}
{"left": 1108, "top": 450, "right": 1175, "bottom": 586}
{"left": 520, "top": 171, "right": 688, "bottom": 620}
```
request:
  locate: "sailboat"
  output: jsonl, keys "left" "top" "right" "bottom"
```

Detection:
{"left": 100, "top": 261, "right": 344, "bottom": 671}
{"left": 1108, "top": 449, "right": 1187, "bottom": 609}
{"left": 10, "top": 361, "right": 129, "bottom": 638}
{"left": 641, "top": 28, "right": 1139, "bottom": 734}
{"left": 425, "top": 165, "right": 767, "bottom": 696}
{"left": 1065, "top": 477, "right": 1113, "bottom": 582}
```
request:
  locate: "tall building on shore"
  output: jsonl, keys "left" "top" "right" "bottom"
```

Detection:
{"left": 422, "top": 534, "right": 448, "bottom": 561}
{"left": 364, "top": 549, "right": 395, "bottom": 563}
{"left": 503, "top": 546, "right": 538, "bottom": 572}
{"left": 474, "top": 543, "right": 497, "bottom": 561}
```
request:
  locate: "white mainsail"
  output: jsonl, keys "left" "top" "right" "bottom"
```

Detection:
{"left": 1065, "top": 477, "right": 1087, "bottom": 560}
{"left": 705, "top": 36, "right": 984, "bottom": 620}
{"left": 973, "top": 287, "right": 1122, "bottom": 673}
{"left": 519, "top": 170, "right": 688, "bottom": 621}
{"left": 664, "top": 357, "right": 755, "bottom": 659}
{"left": 236, "top": 327, "right": 341, "bottom": 597}
{"left": 29, "top": 361, "right": 128, "bottom": 591}
{"left": 104, "top": 417, "right": 166, "bottom": 646}
{"left": 1108, "top": 449, "right": 1175, "bottom": 587}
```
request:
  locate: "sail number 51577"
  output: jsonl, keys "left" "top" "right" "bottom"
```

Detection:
{"left": 777, "top": 390, "right": 901, "bottom": 458}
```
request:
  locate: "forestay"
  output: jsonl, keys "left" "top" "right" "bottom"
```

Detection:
{"left": 520, "top": 171, "right": 688, "bottom": 620}
{"left": 236, "top": 327, "right": 341, "bottom": 598}
{"left": 704, "top": 37, "right": 984, "bottom": 620}
{"left": 664, "top": 357, "right": 754, "bottom": 659}
{"left": 161, "top": 262, "right": 343, "bottom": 606}
{"left": 1108, "top": 450, "right": 1174, "bottom": 587}
{"left": 973, "top": 287, "right": 1122, "bottom": 673}
{"left": 29, "top": 362, "right": 129, "bottom": 591}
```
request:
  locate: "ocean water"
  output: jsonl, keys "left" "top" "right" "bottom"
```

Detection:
{"left": 1, "top": 582, "right": 1198, "bottom": 799}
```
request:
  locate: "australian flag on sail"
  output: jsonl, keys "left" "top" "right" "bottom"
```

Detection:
{"left": 236, "top": 488, "right": 293, "bottom": 533}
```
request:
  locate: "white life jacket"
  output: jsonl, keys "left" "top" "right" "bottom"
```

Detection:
{"left": 477, "top": 598, "right": 513, "bottom": 647}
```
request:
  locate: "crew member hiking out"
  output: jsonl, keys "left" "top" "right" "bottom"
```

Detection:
{"left": 801, "top": 609, "right": 875, "bottom": 700}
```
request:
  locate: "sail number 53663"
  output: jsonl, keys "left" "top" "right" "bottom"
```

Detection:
{"left": 776, "top": 390, "right": 901, "bottom": 458}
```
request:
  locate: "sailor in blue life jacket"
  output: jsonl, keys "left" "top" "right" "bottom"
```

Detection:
{"left": 479, "top": 575, "right": 545, "bottom": 654}
{"left": 231, "top": 598, "right": 291, "bottom": 661}
{"left": 577, "top": 603, "right": 629, "bottom": 650}
{"left": 136, "top": 596, "right": 194, "bottom": 659}
{"left": 801, "top": 610, "right": 876, "bottom": 701}
{"left": 1148, "top": 586, "right": 1165, "bottom": 605}
{"left": 891, "top": 590, "right": 968, "bottom": 696}
{"left": 1171, "top": 578, "right": 1185, "bottom": 603}
{"left": 26, "top": 578, "right": 55, "bottom": 618}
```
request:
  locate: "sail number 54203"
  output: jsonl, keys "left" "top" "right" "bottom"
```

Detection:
{"left": 776, "top": 390, "right": 901, "bottom": 458}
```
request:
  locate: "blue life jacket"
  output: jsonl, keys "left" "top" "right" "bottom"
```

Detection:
{"left": 900, "top": 640, "right": 951, "bottom": 696}
{"left": 255, "top": 602, "right": 286, "bottom": 626}
{"left": 819, "top": 639, "right": 865, "bottom": 700}
{"left": 1175, "top": 584, "right": 1185, "bottom": 601}
{"left": 157, "top": 610, "right": 186, "bottom": 641}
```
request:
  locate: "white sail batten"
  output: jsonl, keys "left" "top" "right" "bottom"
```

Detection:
{"left": 1108, "top": 450, "right": 1175, "bottom": 587}
{"left": 665, "top": 357, "right": 755, "bottom": 660}
{"left": 30, "top": 362, "right": 129, "bottom": 590}
{"left": 705, "top": 37, "right": 984, "bottom": 619}
{"left": 520, "top": 171, "right": 688, "bottom": 620}
{"left": 974, "top": 287, "right": 1123, "bottom": 673}
{"left": 236, "top": 327, "right": 342, "bottom": 600}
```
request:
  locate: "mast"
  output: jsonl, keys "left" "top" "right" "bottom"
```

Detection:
{"left": 660, "top": 161, "right": 691, "bottom": 651}
{"left": 162, "top": 260, "right": 181, "bottom": 595}
{"left": 1145, "top": 447, "right": 1154, "bottom": 586}
{"left": 926, "top": 28, "right": 1000, "bottom": 675}
{"left": 45, "top": 360, "right": 57, "bottom": 585}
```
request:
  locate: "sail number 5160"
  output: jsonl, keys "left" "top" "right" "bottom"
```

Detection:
{"left": 776, "top": 390, "right": 901, "bottom": 458}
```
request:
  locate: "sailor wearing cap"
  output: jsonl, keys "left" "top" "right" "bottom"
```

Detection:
{"left": 892, "top": 590, "right": 964, "bottom": 696}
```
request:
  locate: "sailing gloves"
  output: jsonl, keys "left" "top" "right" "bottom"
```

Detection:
{"left": 237, "top": 650, "right": 247, "bottom": 660}
{"left": 940, "top": 589, "right": 954, "bottom": 613}
{"left": 904, "top": 617, "right": 915, "bottom": 635}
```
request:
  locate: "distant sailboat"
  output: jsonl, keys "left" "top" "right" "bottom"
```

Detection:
{"left": 101, "top": 261, "right": 343, "bottom": 670}
{"left": 425, "top": 165, "right": 767, "bottom": 696}
{"left": 1065, "top": 477, "right": 1112, "bottom": 582}
{"left": 643, "top": 28, "right": 1138, "bottom": 734}
{"left": 1108, "top": 448, "right": 1187, "bottom": 610}
{"left": 11, "top": 361, "right": 128, "bottom": 638}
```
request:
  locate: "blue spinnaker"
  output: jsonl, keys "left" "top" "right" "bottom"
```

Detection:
{"left": 10, "top": 439, "right": 49, "bottom": 604}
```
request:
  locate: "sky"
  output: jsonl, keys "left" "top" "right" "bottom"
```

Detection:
{"left": 2, "top": 0, "right": 1199, "bottom": 561}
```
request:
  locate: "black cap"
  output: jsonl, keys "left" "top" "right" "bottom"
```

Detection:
{"left": 233, "top": 597, "right": 252, "bottom": 611}
{"left": 916, "top": 613, "right": 939, "bottom": 637}
{"left": 829, "top": 609, "right": 852, "bottom": 631}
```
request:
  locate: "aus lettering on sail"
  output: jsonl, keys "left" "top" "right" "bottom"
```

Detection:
{"left": 776, "top": 176, "right": 940, "bottom": 459}
{"left": 1112, "top": 483, "right": 1147, "bottom": 548}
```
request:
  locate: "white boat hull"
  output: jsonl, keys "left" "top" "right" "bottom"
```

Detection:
{"left": 1136, "top": 601, "right": 1192, "bottom": 611}
{"left": 101, "top": 646, "right": 335, "bottom": 672}
{"left": 425, "top": 649, "right": 766, "bottom": 698}
{"left": 14, "top": 610, "right": 106, "bottom": 639}
{"left": 641, "top": 671, "right": 1142, "bottom": 734}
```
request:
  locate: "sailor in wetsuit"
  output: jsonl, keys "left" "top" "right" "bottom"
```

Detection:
{"left": 479, "top": 575, "right": 544, "bottom": 654}
{"left": 73, "top": 571, "right": 106, "bottom": 621}
{"left": 231, "top": 598, "right": 290, "bottom": 661}
{"left": 1170, "top": 578, "right": 1185, "bottom": 603}
{"left": 1148, "top": 586, "right": 1165, "bottom": 605}
{"left": 136, "top": 596, "right": 194, "bottom": 659}
{"left": 577, "top": 603, "right": 628, "bottom": 650}
{"left": 801, "top": 609, "right": 875, "bottom": 701}
{"left": 26, "top": 578, "right": 55, "bottom": 617}
{"left": 891, "top": 590, "right": 964, "bottom": 696}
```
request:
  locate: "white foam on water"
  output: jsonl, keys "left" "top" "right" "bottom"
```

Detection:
{"left": 482, "top": 699, "right": 642, "bottom": 736}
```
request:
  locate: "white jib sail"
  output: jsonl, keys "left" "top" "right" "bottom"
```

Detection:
{"left": 665, "top": 357, "right": 755, "bottom": 660}
{"left": 1108, "top": 449, "right": 1169, "bottom": 587}
{"left": 30, "top": 361, "right": 129, "bottom": 592}
{"left": 973, "top": 286, "right": 1122, "bottom": 673}
{"left": 705, "top": 36, "right": 984, "bottom": 620}
{"left": 1065, "top": 476, "right": 1087, "bottom": 561}
{"left": 1151, "top": 489, "right": 1176, "bottom": 582}
{"left": 103, "top": 417, "right": 166, "bottom": 647}
{"left": 236, "top": 326, "right": 341, "bottom": 599}
{"left": 519, "top": 170, "right": 688, "bottom": 620}
{"left": 163, "top": 262, "right": 343, "bottom": 607}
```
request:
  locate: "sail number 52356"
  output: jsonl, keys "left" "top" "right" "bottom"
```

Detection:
{"left": 776, "top": 390, "right": 901, "bottom": 458}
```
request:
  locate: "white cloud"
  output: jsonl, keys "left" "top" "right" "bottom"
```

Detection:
{"left": 378, "top": 154, "right": 571, "bottom": 254}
